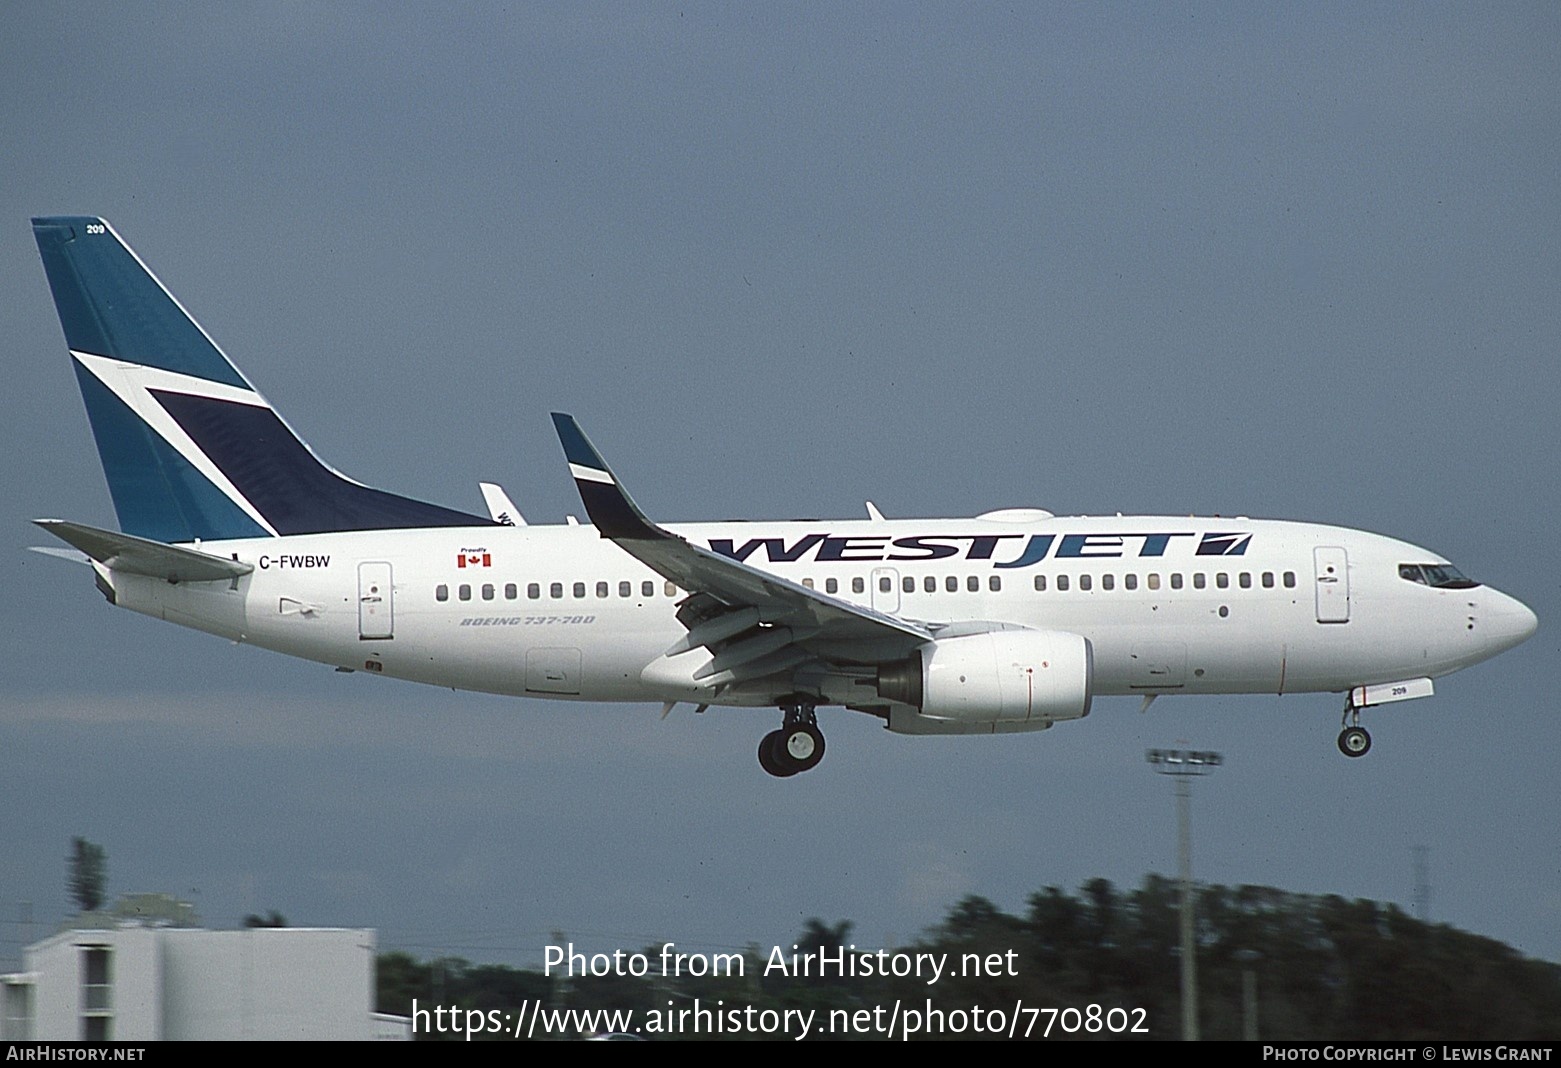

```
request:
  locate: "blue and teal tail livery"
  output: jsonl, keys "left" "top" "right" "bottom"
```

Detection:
{"left": 32, "top": 217, "right": 492, "bottom": 543}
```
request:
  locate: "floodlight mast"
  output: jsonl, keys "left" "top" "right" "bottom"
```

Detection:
{"left": 1146, "top": 748, "right": 1223, "bottom": 1041}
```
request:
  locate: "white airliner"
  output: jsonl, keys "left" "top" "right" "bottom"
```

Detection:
{"left": 29, "top": 217, "right": 1538, "bottom": 776}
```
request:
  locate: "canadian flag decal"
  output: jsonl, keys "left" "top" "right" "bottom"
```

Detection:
{"left": 457, "top": 553, "right": 492, "bottom": 568}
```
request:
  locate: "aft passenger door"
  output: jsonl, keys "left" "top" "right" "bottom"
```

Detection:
{"left": 358, "top": 561, "right": 394, "bottom": 640}
{"left": 1314, "top": 547, "right": 1350, "bottom": 624}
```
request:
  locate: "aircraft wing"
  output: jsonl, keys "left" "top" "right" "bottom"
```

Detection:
{"left": 551, "top": 414, "right": 932, "bottom": 656}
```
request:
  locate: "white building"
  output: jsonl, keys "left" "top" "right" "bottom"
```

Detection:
{"left": 0, "top": 923, "right": 410, "bottom": 1041}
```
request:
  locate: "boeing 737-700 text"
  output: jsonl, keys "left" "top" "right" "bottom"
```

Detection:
{"left": 29, "top": 217, "right": 1538, "bottom": 776}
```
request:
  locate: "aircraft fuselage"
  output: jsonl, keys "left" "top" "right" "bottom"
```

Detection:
{"left": 109, "top": 514, "right": 1534, "bottom": 710}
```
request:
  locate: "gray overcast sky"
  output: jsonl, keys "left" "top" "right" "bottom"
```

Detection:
{"left": 2, "top": 4, "right": 1558, "bottom": 969}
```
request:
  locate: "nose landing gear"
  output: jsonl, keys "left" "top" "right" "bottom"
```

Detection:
{"left": 1338, "top": 701, "right": 1372, "bottom": 757}
{"left": 758, "top": 701, "right": 825, "bottom": 777}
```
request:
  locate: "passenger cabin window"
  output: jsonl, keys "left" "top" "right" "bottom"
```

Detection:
{"left": 481, "top": 583, "right": 494, "bottom": 600}
{"left": 924, "top": 576, "right": 936, "bottom": 593}
{"left": 550, "top": 582, "right": 563, "bottom": 599}
{"left": 946, "top": 576, "right": 959, "bottom": 593}
{"left": 665, "top": 582, "right": 678, "bottom": 597}
{"left": 1125, "top": 574, "right": 1138, "bottom": 591}
{"left": 619, "top": 581, "right": 631, "bottom": 597}
{"left": 458, "top": 584, "right": 472, "bottom": 601}
{"left": 825, "top": 578, "right": 838, "bottom": 594}
{"left": 436, "top": 584, "right": 449, "bottom": 602}
{"left": 1170, "top": 573, "right": 1183, "bottom": 590}
{"left": 883, "top": 577, "right": 896, "bottom": 593}
{"left": 1057, "top": 575, "right": 1070, "bottom": 591}
{"left": 573, "top": 582, "right": 586, "bottom": 598}
{"left": 853, "top": 577, "right": 865, "bottom": 594}
{"left": 1193, "top": 573, "right": 1206, "bottom": 589}
{"left": 802, "top": 578, "right": 815, "bottom": 589}
{"left": 1102, "top": 574, "right": 1114, "bottom": 591}
{"left": 1034, "top": 575, "right": 1047, "bottom": 591}
{"left": 1216, "top": 573, "right": 1229, "bottom": 589}
{"left": 505, "top": 583, "right": 517, "bottom": 599}
{"left": 1283, "top": 571, "right": 1297, "bottom": 588}
{"left": 1147, "top": 574, "right": 1160, "bottom": 591}
{"left": 528, "top": 583, "right": 540, "bottom": 599}
{"left": 966, "top": 575, "right": 979, "bottom": 592}
{"left": 1239, "top": 572, "right": 1252, "bottom": 589}
{"left": 903, "top": 576, "right": 915, "bottom": 593}
{"left": 643, "top": 581, "right": 655, "bottom": 597}
{"left": 989, "top": 576, "right": 1001, "bottom": 592}
{"left": 1262, "top": 572, "right": 1275, "bottom": 588}
{"left": 596, "top": 581, "right": 609, "bottom": 598}
{"left": 1079, "top": 574, "right": 1092, "bottom": 591}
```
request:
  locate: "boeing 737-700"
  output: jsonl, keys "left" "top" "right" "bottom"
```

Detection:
{"left": 28, "top": 217, "right": 1538, "bottom": 776}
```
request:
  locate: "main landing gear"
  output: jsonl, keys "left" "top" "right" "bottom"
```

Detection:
{"left": 758, "top": 701, "right": 826, "bottom": 778}
{"left": 1338, "top": 700, "right": 1372, "bottom": 758}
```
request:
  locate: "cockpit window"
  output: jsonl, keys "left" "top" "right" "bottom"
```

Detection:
{"left": 1399, "top": 563, "right": 1480, "bottom": 589}
{"left": 1423, "top": 564, "right": 1479, "bottom": 589}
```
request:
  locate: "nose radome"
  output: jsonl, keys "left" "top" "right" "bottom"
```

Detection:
{"left": 1513, "top": 597, "right": 1539, "bottom": 642}
{"left": 1488, "top": 590, "right": 1538, "bottom": 653}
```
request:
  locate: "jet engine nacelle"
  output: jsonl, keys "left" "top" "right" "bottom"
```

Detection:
{"left": 876, "top": 630, "right": 1093, "bottom": 725}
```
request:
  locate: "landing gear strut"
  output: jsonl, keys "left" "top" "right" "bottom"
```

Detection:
{"left": 1338, "top": 701, "right": 1372, "bottom": 758}
{"left": 758, "top": 701, "right": 826, "bottom": 778}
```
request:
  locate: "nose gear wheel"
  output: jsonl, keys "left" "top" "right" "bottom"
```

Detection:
{"left": 1337, "top": 700, "right": 1372, "bottom": 758}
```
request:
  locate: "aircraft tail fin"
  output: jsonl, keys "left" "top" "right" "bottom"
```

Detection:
{"left": 32, "top": 217, "right": 492, "bottom": 542}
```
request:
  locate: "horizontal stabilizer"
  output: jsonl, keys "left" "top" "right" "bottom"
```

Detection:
{"left": 33, "top": 519, "right": 254, "bottom": 583}
{"left": 28, "top": 545, "right": 91, "bottom": 565}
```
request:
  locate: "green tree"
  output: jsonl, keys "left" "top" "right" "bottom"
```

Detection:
{"left": 68, "top": 837, "right": 106, "bottom": 913}
{"left": 797, "top": 918, "right": 853, "bottom": 955}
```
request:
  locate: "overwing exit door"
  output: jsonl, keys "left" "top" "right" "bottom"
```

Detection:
{"left": 871, "top": 567, "right": 900, "bottom": 613}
